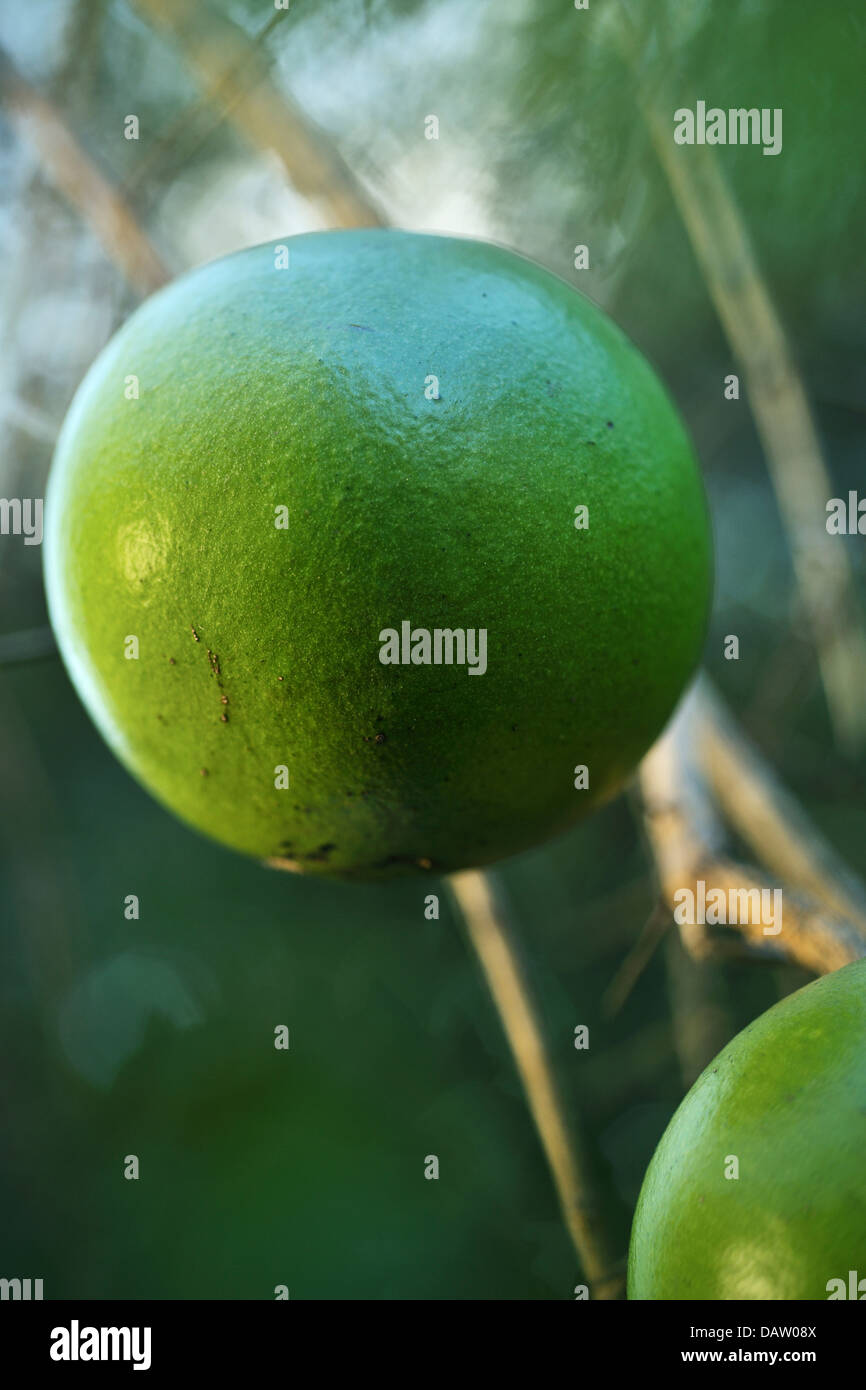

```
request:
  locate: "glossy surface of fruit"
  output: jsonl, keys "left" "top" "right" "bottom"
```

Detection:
{"left": 45, "top": 230, "right": 711, "bottom": 877}
{"left": 629, "top": 959, "right": 866, "bottom": 1299}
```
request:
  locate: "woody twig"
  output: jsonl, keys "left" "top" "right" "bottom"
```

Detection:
{"left": 0, "top": 45, "right": 169, "bottom": 296}
{"left": 639, "top": 680, "right": 866, "bottom": 976}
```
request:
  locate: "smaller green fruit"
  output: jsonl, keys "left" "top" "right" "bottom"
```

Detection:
{"left": 628, "top": 958, "right": 866, "bottom": 1300}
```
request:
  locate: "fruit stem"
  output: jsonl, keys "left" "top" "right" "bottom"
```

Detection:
{"left": 448, "top": 867, "right": 623, "bottom": 1300}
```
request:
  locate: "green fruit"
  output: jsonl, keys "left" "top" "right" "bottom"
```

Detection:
{"left": 629, "top": 958, "right": 866, "bottom": 1300}
{"left": 44, "top": 229, "right": 711, "bottom": 879}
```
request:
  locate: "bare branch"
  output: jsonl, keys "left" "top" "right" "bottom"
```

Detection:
{"left": 617, "top": 11, "right": 866, "bottom": 751}
{"left": 120, "top": 7, "right": 291, "bottom": 196}
{"left": 131, "top": 0, "right": 385, "bottom": 229}
{"left": 639, "top": 684, "right": 866, "bottom": 976}
{"left": 0, "top": 46, "right": 170, "bottom": 296}
{"left": 602, "top": 899, "right": 672, "bottom": 1018}
{"left": 694, "top": 680, "right": 866, "bottom": 935}
{"left": 664, "top": 928, "right": 733, "bottom": 1088}
{"left": 448, "top": 868, "right": 623, "bottom": 1299}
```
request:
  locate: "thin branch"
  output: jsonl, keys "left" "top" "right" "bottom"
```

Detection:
{"left": 616, "top": 5, "right": 866, "bottom": 751}
{"left": 664, "top": 927, "right": 733, "bottom": 1088}
{"left": 601, "top": 899, "right": 672, "bottom": 1018}
{"left": 448, "top": 868, "right": 623, "bottom": 1300}
{"left": 120, "top": 7, "right": 291, "bottom": 196}
{"left": 639, "top": 683, "right": 866, "bottom": 976}
{"left": 694, "top": 680, "right": 866, "bottom": 935}
{"left": 0, "top": 46, "right": 170, "bottom": 296}
{"left": 131, "top": 0, "right": 386, "bottom": 229}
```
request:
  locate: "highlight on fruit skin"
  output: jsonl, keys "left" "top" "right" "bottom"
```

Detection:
{"left": 628, "top": 957, "right": 866, "bottom": 1300}
{"left": 44, "top": 229, "right": 713, "bottom": 879}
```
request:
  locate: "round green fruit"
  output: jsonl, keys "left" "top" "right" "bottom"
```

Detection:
{"left": 44, "top": 230, "right": 711, "bottom": 879}
{"left": 629, "top": 958, "right": 866, "bottom": 1300}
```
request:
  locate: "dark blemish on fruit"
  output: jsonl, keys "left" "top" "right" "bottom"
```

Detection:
{"left": 221, "top": 695, "right": 229, "bottom": 705}
{"left": 347, "top": 323, "right": 374, "bottom": 332}
{"left": 374, "top": 732, "right": 386, "bottom": 745}
{"left": 169, "top": 657, "right": 176, "bottom": 665}
{"left": 300, "top": 842, "right": 337, "bottom": 863}
{"left": 200, "top": 768, "right": 208, "bottom": 777}
{"left": 220, "top": 713, "right": 228, "bottom": 723}
{"left": 372, "top": 853, "right": 436, "bottom": 871}
{"left": 511, "top": 724, "right": 518, "bottom": 732}
{"left": 207, "top": 649, "right": 221, "bottom": 678}
{"left": 606, "top": 420, "right": 614, "bottom": 428}
{"left": 191, "top": 625, "right": 200, "bottom": 642}
{"left": 587, "top": 441, "right": 596, "bottom": 446}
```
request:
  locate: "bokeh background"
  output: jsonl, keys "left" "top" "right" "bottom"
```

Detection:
{"left": 1, "top": 0, "right": 864, "bottom": 1298}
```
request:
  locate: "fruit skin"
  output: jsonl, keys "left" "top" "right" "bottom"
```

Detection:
{"left": 628, "top": 958, "right": 866, "bottom": 1300}
{"left": 44, "top": 229, "right": 712, "bottom": 879}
